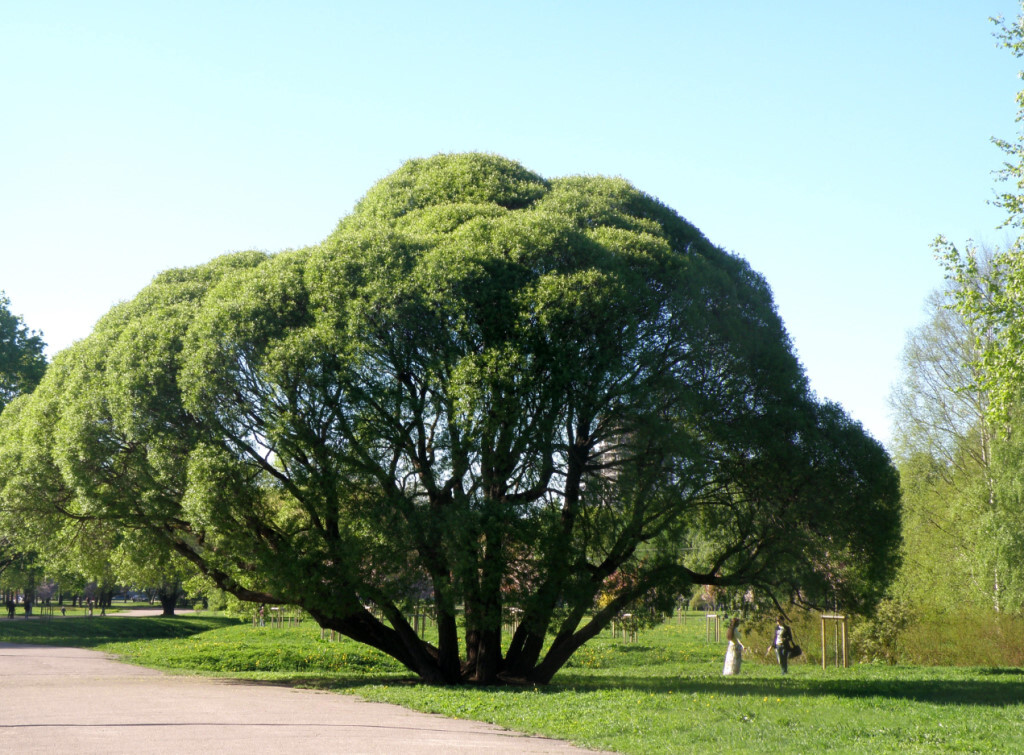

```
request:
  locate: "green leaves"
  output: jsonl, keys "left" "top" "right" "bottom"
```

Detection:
{"left": 0, "top": 291, "right": 46, "bottom": 414}
{"left": 0, "top": 153, "right": 901, "bottom": 683}
{"left": 346, "top": 153, "right": 549, "bottom": 224}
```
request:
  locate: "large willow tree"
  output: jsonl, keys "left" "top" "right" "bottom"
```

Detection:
{"left": 0, "top": 154, "right": 900, "bottom": 684}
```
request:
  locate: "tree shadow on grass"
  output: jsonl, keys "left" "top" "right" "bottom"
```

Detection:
{"left": 545, "top": 673, "right": 1024, "bottom": 707}
{"left": 269, "top": 667, "right": 1024, "bottom": 707}
{"left": 225, "top": 674, "right": 418, "bottom": 691}
{"left": 0, "top": 615, "right": 239, "bottom": 648}
{"left": 152, "top": 660, "right": 1024, "bottom": 710}
{"left": 975, "top": 667, "right": 1024, "bottom": 676}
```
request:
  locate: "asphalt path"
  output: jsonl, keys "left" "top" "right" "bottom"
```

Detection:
{"left": 0, "top": 612, "right": 606, "bottom": 754}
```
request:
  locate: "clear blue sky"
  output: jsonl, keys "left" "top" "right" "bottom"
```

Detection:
{"left": 3, "top": 1, "right": 1022, "bottom": 445}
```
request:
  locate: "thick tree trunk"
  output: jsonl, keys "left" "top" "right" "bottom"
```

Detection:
{"left": 478, "top": 628, "right": 503, "bottom": 684}
{"left": 435, "top": 605, "right": 461, "bottom": 682}
{"left": 157, "top": 582, "right": 182, "bottom": 616}
{"left": 462, "top": 587, "right": 506, "bottom": 684}
{"left": 503, "top": 625, "right": 546, "bottom": 681}
{"left": 505, "top": 433, "right": 587, "bottom": 679}
{"left": 313, "top": 607, "right": 455, "bottom": 684}
{"left": 530, "top": 609, "right": 613, "bottom": 684}
{"left": 158, "top": 592, "right": 177, "bottom": 616}
{"left": 99, "top": 588, "right": 115, "bottom": 609}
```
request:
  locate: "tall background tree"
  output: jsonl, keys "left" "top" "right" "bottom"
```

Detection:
{"left": 0, "top": 292, "right": 46, "bottom": 608}
{"left": 0, "top": 154, "right": 901, "bottom": 684}
{"left": 0, "top": 292, "right": 45, "bottom": 415}
{"left": 920, "top": 6, "right": 1024, "bottom": 618}
{"left": 888, "top": 255, "right": 1023, "bottom": 615}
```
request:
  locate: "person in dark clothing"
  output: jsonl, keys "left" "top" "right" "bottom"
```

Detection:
{"left": 767, "top": 615, "right": 793, "bottom": 674}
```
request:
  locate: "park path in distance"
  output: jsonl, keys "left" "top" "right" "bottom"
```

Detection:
{"left": 0, "top": 641, "right": 605, "bottom": 754}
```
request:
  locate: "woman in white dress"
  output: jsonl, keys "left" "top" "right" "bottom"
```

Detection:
{"left": 723, "top": 617, "right": 743, "bottom": 676}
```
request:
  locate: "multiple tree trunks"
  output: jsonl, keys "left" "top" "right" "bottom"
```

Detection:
{"left": 0, "top": 154, "right": 901, "bottom": 684}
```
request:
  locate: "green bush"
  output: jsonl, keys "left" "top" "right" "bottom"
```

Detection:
{"left": 851, "top": 597, "right": 915, "bottom": 664}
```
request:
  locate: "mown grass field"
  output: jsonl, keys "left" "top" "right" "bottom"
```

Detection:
{"left": 2, "top": 612, "right": 1022, "bottom": 753}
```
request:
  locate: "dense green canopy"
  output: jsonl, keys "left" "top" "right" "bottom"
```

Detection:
{"left": 0, "top": 292, "right": 46, "bottom": 415}
{"left": 0, "top": 293, "right": 47, "bottom": 591}
{"left": 0, "top": 154, "right": 900, "bottom": 683}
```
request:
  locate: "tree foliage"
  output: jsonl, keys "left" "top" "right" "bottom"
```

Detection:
{"left": 937, "top": 8, "right": 1024, "bottom": 418}
{"left": 888, "top": 266, "right": 1024, "bottom": 614}
{"left": 0, "top": 293, "right": 46, "bottom": 595}
{"left": 921, "top": 7, "right": 1024, "bottom": 615}
{"left": 0, "top": 154, "right": 900, "bottom": 684}
{"left": 0, "top": 292, "right": 46, "bottom": 415}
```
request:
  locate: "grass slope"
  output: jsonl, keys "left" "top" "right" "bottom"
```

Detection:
{"left": 2, "top": 614, "right": 1021, "bottom": 753}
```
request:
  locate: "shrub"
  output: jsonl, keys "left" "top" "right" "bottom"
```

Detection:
{"left": 851, "top": 597, "right": 915, "bottom": 664}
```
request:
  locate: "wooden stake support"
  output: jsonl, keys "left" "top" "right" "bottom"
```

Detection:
{"left": 705, "top": 613, "right": 720, "bottom": 642}
{"left": 820, "top": 614, "right": 849, "bottom": 669}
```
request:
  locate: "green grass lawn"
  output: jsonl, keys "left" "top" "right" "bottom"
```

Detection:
{"left": 2, "top": 614, "right": 1021, "bottom": 753}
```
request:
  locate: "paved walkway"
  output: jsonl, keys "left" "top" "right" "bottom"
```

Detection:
{"left": 0, "top": 642, "right": 604, "bottom": 754}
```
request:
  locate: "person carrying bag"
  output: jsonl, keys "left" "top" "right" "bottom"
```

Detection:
{"left": 766, "top": 615, "right": 794, "bottom": 674}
